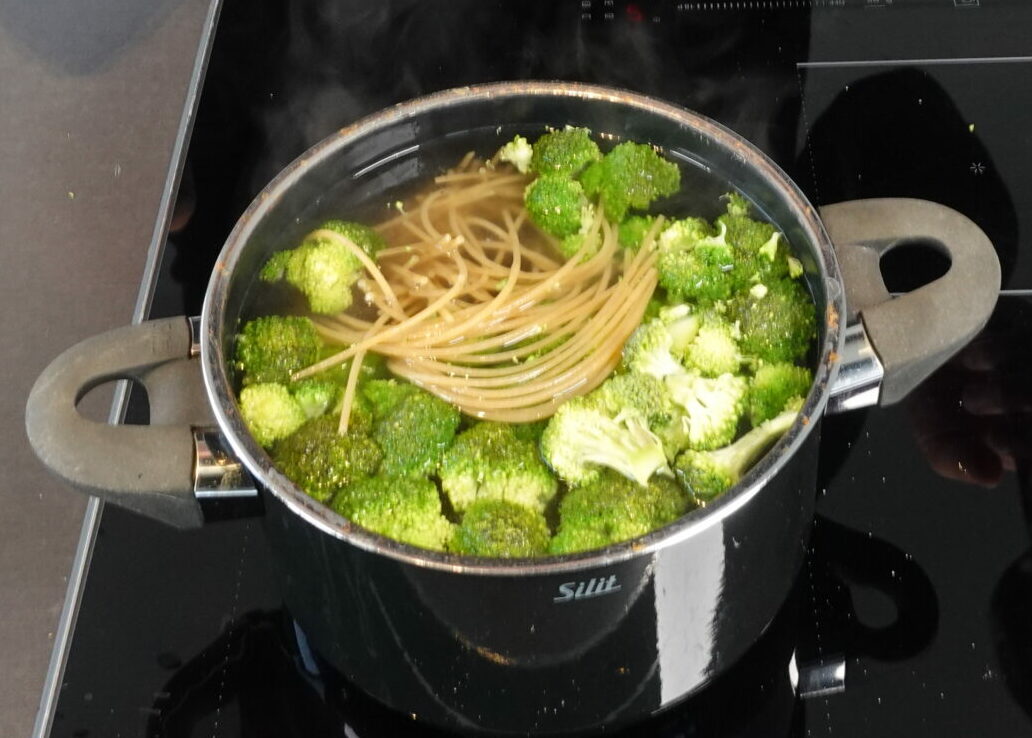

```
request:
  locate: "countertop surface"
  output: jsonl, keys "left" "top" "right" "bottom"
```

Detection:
{"left": 0, "top": 1, "right": 217, "bottom": 734}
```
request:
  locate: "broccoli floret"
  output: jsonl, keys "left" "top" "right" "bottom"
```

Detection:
{"left": 717, "top": 193, "right": 774, "bottom": 250}
{"left": 723, "top": 191, "right": 752, "bottom": 218}
{"left": 373, "top": 386, "right": 461, "bottom": 477}
{"left": 510, "top": 418, "right": 549, "bottom": 444}
{"left": 259, "top": 250, "right": 292, "bottom": 282}
{"left": 591, "top": 371, "right": 675, "bottom": 429}
{"left": 549, "top": 470, "right": 693, "bottom": 555}
{"left": 579, "top": 141, "right": 680, "bottom": 222}
{"left": 320, "top": 219, "right": 387, "bottom": 258}
{"left": 290, "top": 378, "right": 339, "bottom": 420}
{"left": 261, "top": 228, "right": 364, "bottom": 314}
{"left": 450, "top": 499, "right": 550, "bottom": 557}
{"left": 665, "top": 372, "right": 748, "bottom": 451}
{"left": 496, "top": 134, "right": 534, "bottom": 174}
{"left": 620, "top": 304, "right": 702, "bottom": 380}
{"left": 675, "top": 405, "right": 799, "bottom": 501}
{"left": 658, "top": 303, "right": 703, "bottom": 355}
{"left": 234, "top": 315, "right": 322, "bottom": 386}
{"left": 591, "top": 372, "right": 693, "bottom": 462}
{"left": 438, "top": 422, "right": 557, "bottom": 513}
{"left": 578, "top": 159, "right": 604, "bottom": 199}
{"left": 749, "top": 363, "right": 812, "bottom": 425}
{"left": 524, "top": 174, "right": 594, "bottom": 239}
{"left": 239, "top": 383, "right": 307, "bottom": 447}
{"left": 730, "top": 278, "right": 817, "bottom": 364}
{"left": 341, "top": 391, "right": 376, "bottom": 435}
{"left": 618, "top": 215, "right": 656, "bottom": 250}
{"left": 332, "top": 475, "right": 454, "bottom": 551}
{"left": 361, "top": 378, "right": 420, "bottom": 418}
{"left": 621, "top": 319, "right": 686, "bottom": 380}
{"left": 656, "top": 216, "right": 713, "bottom": 250}
{"left": 271, "top": 415, "right": 382, "bottom": 503}
{"left": 530, "top": 127, "right": 602, "bottom": 177}
{"left": 557, "top": 230, "right": 601, "bottom": 260}
{"left": 682, "top": 316, "right": 743, "bottom": 377}
{"left": 715, "top": 195, "right": 794, "bottom": 285}
{"left": 540, "top": 396, "right": 670, "bottom": 486}
{"left": 656, "top": 220, "right": 740, "bottom": 303}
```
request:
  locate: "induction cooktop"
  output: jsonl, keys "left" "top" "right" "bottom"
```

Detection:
{"left": 37, "top": 1, "right": 1032, "bottom": 736}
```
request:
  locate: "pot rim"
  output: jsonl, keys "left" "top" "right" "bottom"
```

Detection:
{"left": 201, "top": 80, "right": 844, "bottom": 576}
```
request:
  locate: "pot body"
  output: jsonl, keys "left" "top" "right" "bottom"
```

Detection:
{"left": 261, "top": 423, "right": 819, "bottom": 733}
{"left": 199, "top": 83, "right": 842, "bottom": 734}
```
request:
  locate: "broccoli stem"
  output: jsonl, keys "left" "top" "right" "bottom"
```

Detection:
{"left": 709, "top": 406, "right": 797, "bottom": 477}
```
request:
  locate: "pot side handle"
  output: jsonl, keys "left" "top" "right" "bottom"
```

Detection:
{"left": 820, "top": 198, "right": 1001, "bottom": 407}
{"left": 25, "top": 316, "right": 212, "bottom": 529}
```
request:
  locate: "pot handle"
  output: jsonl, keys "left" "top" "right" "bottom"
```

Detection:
{"left": 25, "top": 316, "right": 235, "bottom": 529}
{"left": 820, "top": 198, "right": 1000, "bottom": 410}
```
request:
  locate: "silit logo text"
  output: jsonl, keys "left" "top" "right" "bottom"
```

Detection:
{"left": 553, "top": 575, "right": 621, "bottom": 603}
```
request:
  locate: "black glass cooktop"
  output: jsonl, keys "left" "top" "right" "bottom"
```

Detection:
{"left": 44, "top": 1, "right": 1032, "bottom": 736}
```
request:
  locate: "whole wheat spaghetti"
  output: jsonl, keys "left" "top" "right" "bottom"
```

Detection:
{"left": 292, "top": 158, "right": 661, "bottom": 429}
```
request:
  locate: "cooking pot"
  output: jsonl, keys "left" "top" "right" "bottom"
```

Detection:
{"left": 25, "top": 82, "right": 1000, "bottom": 735}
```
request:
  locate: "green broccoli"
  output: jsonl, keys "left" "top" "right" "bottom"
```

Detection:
{"left": 730, "top": 278, "right": 817, "bottom": 365}
{"left": 510, "top": 418, "right": 549, "bottom": 444}
{"left": 557, "top": 231, "right": 602, "bottom": 260}
{"left": 621, "top": 319, "right": 686, "bottom": 380}
{"left": 259, "top": 250, "right": 292, "bottom": 283}
{"left": 260, "top": 226, "right": 365, "bottom": 314}
{"left": 524, "top": 173, "right": 594, "bottom": 239}
{"left": 497, "top": 134, "right": 534, "bottom": 173}
{"left": 592, "top": 371, "right": 675, "bottom": 429}
{"left": 657, "top": 303, "right": 703, "bottom": 355}
{"left": 450, "top": 499, "right": 550, "bottom": 557}
{"left": 271, "top": 415, "right": 382, "bottom": 503}
{"left": 716, "top": 195, "right": 793, "bottom": 285}
{"left": 618, "top": 215, "right": 657, "bottom": 250}
{"left": 682, "top": 316, "right": 743, "bottom": 377}
{"left": 361, "top": 377, "right": 420, "bottom": 418}
{"left": 372, "top": 384, "right": 461, "bottom": 477}
{"left": 578, "top": 159, "right": 604, "bottom": 198}
{"left": 723, "top": 191, "right": 752, "bottom": 218}
{"left": 289, "top": 378, "right": 339, "bottom": 420}
{"left": 540, "top": 395, "right": 670, "bottom": 486}
{"left": 234, "top": 315, "right": 322, "bottom": 386}
{"left": 656, "top": 216, "right": 713, "bottom": 251}
{"left": 530, "top": 127, "right": 602, "bottom": 177}
{"left": 320, "top": 219, "right": 387, "bottom": 258}
{"left": 665, "top": 371, "right": 748, "bottom": 451}
{"left": 341, "top": 390, "right": 376, "bottom": 435}
{"left": 578, "top": 141, "right": 680, "bottom": 222}
{"left": 239, "top": 383, "right": 308, "bottom": 447}
{"left": 332, "top": 475, "right": 454, "bottom": 551}
{"left": 674, "top": 404, "right": 799, "bottom": 502}
{"left": 591, "top": 370, "right": 699, "bottom": 463}
{"left": 549, "top": 470, "right": 694, "bottom": 555}
{"left": 748, "top": 363, "right": 812, "bottom": 425}
{"left": 621, "top": 303, "right": 702, "bottom": 379}
{"left": 438, "top": 422, "right": 558, "bottom": 514}
{"left": 656, "top": 220, "right": 740, "bottom": 303}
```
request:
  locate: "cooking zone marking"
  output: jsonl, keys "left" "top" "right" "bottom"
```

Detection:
{"left": 554, "top": 575, "right": 621, "bottom": 603}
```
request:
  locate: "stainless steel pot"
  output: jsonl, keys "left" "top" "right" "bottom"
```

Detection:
{"left": 25, "top": 82, "right": 1000, "bottom": 734}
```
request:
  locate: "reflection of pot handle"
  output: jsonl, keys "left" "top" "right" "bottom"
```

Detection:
{"left": 795, "top": 515, "right": 939, "bottom": 698}
{"left": 822, "top": 198, "right": 1000, "bottom": 412}
{"left": 25, "top": 316, "right": 254, "bottom": 529}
